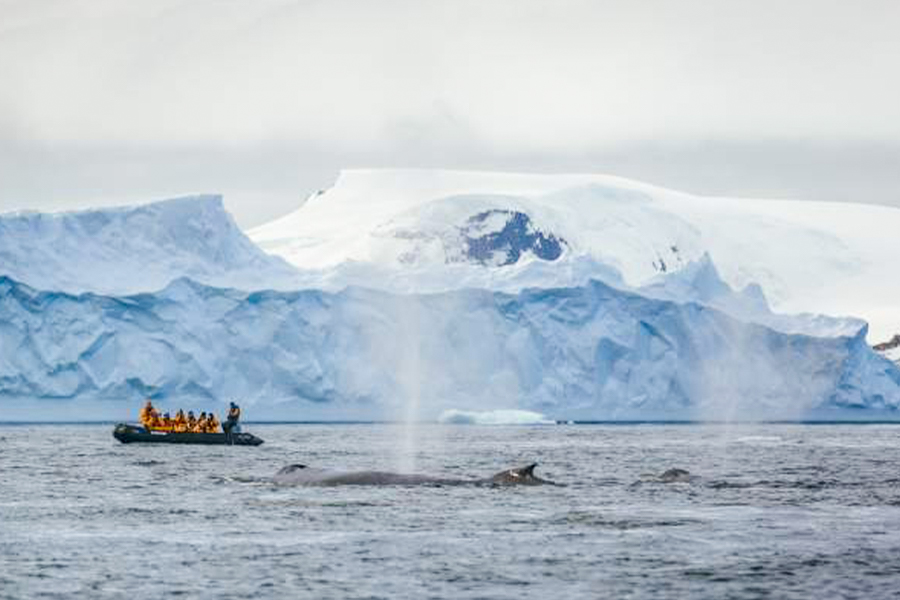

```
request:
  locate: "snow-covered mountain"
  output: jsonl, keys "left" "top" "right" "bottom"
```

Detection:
{"left": 0, "top": 195, "right": 298, "bottom": 295}
{"left": 251, "top": 169, "right": 900, "bottom": 341}
{"left": 1, "top": 273, "right": 897, "bottom": 421}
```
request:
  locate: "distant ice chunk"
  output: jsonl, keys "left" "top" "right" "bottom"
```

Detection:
{"left": 438, "top": 409, "right": 555, "bottom": 425}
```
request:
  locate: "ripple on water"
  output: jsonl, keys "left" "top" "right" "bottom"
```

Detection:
{"left": 131, "top": 459, "right": 168, "bottom": 467}
{"left": 553, "top": 510, "right": 704, "bottom": 529}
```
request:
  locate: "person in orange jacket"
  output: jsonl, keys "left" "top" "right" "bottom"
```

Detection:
{"left": 138, "top": 400, "right": 157, "bottom": 428}
{"left": 194, "top": 412, "right": 208, "bottom": 433}
{"left": 206, "top": 413, "right": 220, "bottom": 433}
{"left": 173, "top": 409, "right": 188, "bottom": 432}
{"left": 158, "top": 412, "right": 173, "bottom": 431}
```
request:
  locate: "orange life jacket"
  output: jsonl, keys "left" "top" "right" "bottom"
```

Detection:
{"left": 173, "top": 412, "right": 188, "bottom": 432}
{"left": 139, "top": 404, "right": 154, "bottom": 425}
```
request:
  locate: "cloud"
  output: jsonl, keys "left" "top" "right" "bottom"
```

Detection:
{"left": 1, "top": 0, "right": 899, "bottom": 223}
{"left": 1, "top": 137, "right": 898, "bottom": 229}
{"left": 1, "top": 0, "right": 899, "bottom": 147}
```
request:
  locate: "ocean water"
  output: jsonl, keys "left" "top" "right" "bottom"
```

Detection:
{"left": 2, "top": 423, "right": 900, "bottom": 599}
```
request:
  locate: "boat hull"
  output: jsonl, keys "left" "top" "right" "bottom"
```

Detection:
{"left": 113, "top": 423, "right": 263, "bottom": 446}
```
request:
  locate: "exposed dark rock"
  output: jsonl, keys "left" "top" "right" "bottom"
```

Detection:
{"left": 873, "top": 334, "right": 900, "bottom": 352}
{"left": 459, "top": 210, "right": 566, "bottom": 266}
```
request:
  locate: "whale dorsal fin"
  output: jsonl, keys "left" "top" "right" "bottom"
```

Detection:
{"left": 488, "top": 463, "right": 549, "bottom": 485}
{"left": 276, "top": 464, "right": 308, "bottom": 475}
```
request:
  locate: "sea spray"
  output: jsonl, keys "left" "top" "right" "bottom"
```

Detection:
{"left": 395, "top": 296, "right": 424, "bottom": 473}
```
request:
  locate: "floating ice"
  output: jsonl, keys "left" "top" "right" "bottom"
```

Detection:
{"left": 437, "top": 409, "right": 555, "bottom": 425}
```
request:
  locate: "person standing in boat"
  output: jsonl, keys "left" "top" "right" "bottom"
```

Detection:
{"left": 223, "top": 402, "right": 242, "bottom": 434}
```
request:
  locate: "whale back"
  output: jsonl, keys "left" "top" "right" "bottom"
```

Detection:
{"left": 273, "top": 463, "right": 336, "bottom": 485}
{"left": 272, "top": 462, "right": 556, "bottom": 486}
{"left": 658, "top": 468, "right": 691, "bottom": 483}
{"left": 273, "top": 464, "right": 450, "bottom": 486}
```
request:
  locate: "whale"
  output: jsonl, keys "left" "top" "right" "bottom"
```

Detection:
{"left": 636, "top": 468, "right": 693, "bottom": 484}
{"left": 272, "top": 462, "right": 556, "bottom": 487}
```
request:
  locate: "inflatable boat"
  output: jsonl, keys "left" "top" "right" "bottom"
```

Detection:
{"left": 112, "top": 423, "right": 264, "bottom": 446}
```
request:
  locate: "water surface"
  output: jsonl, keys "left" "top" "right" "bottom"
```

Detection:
{"left": 2, "top": 423, "right": 900, "bottom": 599}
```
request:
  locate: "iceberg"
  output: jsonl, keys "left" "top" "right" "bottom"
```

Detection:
{"left": 1, "top": 273, "right": 897, "bottom": 420}
{"left": 3, "top": 170, "right": 900, "bottom": 421}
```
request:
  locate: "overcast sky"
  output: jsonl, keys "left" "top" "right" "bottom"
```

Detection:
{"left": 1, "top": 0, "right": 898, "bottom": 227}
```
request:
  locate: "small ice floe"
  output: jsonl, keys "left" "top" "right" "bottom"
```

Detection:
{"left": 437, "top": 409, "right": 555, "bottom": 425}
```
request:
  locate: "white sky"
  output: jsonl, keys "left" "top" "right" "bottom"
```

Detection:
{"left": 1, "top": 0, "right": 899, "bottom": 227}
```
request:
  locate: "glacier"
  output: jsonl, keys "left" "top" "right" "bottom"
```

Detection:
{"left": 251, "top": 169, "right": 900, "bottom": 341}
{"left": 1, "top": 272, "right": 898, "bottom": 421}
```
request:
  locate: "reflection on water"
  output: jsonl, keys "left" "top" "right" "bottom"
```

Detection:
{"left": 2, "top": 423, "right": 900, "bottom": 599}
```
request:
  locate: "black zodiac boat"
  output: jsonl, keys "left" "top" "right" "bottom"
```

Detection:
{"left": 113, "top": 423, "right": 264, "bottom": 446}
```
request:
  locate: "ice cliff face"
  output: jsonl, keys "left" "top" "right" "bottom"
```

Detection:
{"left": 0, "top": 195, "right": 298, "bottom": 295}
{"left": 1, "top": 274, "right": 897, "bottom": 420}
